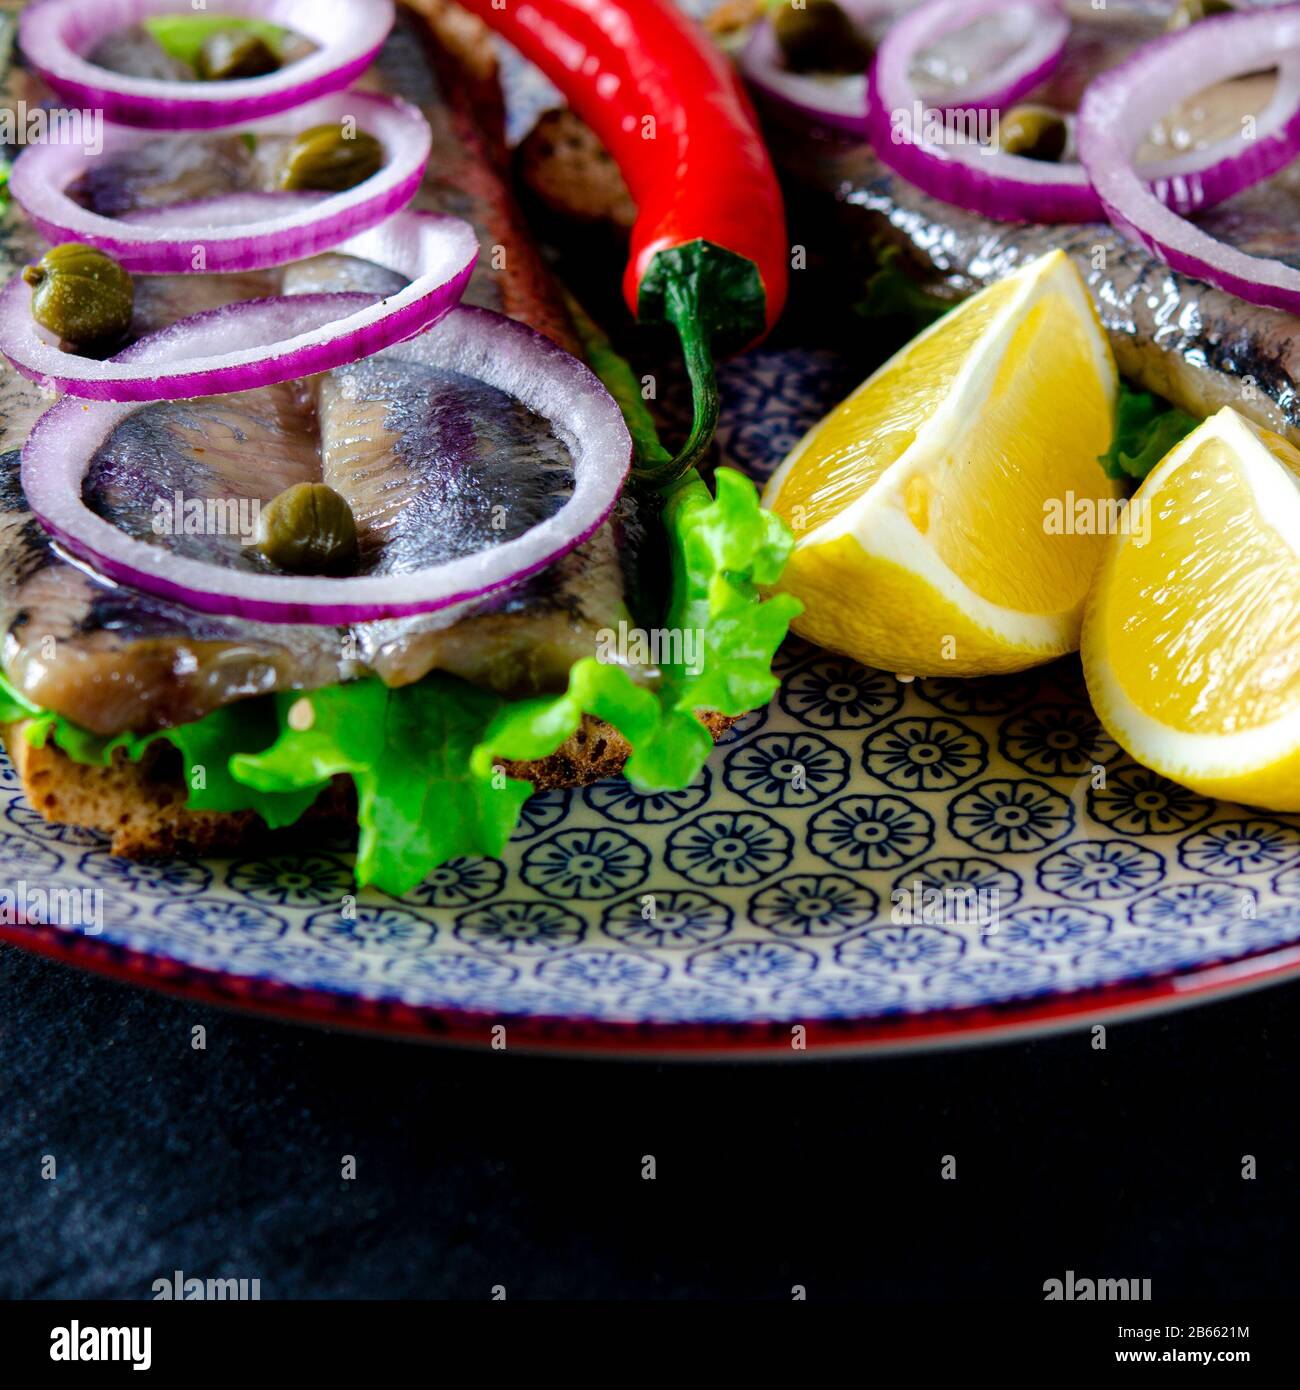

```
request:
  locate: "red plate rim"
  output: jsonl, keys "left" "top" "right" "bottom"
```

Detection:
{"left": 4, "top": 917, "right": 1300, "bottom": 1058}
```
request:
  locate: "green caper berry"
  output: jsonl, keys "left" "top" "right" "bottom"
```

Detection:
{"left": 22, "top": 243, "right": 134, "bottom": 349}
{"left": 773, "top": 0, "right": 873, "bottom": 76}
{"left": 1166, "top": 0, "right": 1234, "bottom": 31}
{"left": 279, "top": 125, "right": 385, "bottom": 193}
{"left": 196, "top": 30, "right": 281, "bottom": 82}
{"left": 256, "top": 482, "right": 359, "bottom": 576}
{"left": 999, "top": 105, "right": 1069, "bottom": 163}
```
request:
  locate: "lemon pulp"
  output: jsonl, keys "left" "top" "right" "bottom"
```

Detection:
{"left": 764, "top": 250, "right": 1121, "bottom": 676}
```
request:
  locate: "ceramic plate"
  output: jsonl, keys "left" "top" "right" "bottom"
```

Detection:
{"left": 4, "top": 344, "right": 1300, "bottom": 1056}
{"left": 5, "top": 20, "right": 1300, "bottom": 1055}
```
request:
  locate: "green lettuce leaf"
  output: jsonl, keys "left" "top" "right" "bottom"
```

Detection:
{"left": 1099, "top": 382, "right": 1198, "bottom": 482}
{"left": 231, "top": 677, "right": 532, "bottom": 890}
{"left": 855, "top": 245, "right": 954, "bottom": 335}
{"left": 0, "top": 672, "right": 40, "bottom": 727}
{"left": 166, "top": 702, "right": 322, "bottom": 826}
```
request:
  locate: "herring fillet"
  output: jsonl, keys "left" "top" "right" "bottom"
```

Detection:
{"left": 0, "top": 2, "right": 633, "bottom": 735}
{"left": 767, "top": 4, "right": 1300, "bottom": 442}
{"left": 0, "top": 13, "right": 354, "bottom": 737}
{"left": 341, "top": 9, "right": 636, "bottom": 692}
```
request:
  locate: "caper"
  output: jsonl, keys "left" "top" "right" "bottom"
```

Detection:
{"left": 1166, "top": 0, "right": 1234, "bottom": 31}
{"left": 773, "top": 0, "right": 873, "bottom": 76}
{"left": 22, "top": 243, "right": 134, "bottom": 349}
{"left": 256, "top": 482, "right": 359, "bottom": 576}
{"left": 196, "top": 29, "right": 281, "bottom": 82}
{"left": 998, "top": 104, "right": 1068, "bottom": 163}
{"left": 279, "top": 125, "right": 384, "bottom": 193}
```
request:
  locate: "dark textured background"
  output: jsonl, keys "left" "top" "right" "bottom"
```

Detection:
{"left": 1, "top": 943, "right": 1297, "bottom": 1300}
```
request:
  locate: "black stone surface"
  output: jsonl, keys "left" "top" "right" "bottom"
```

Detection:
{"left": 2, "top": 942, "right": 1297, "bottom": 1300}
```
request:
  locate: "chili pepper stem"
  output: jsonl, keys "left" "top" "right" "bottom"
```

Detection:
{"left": 634, "top": 274, "right": 720, "bottom": 489}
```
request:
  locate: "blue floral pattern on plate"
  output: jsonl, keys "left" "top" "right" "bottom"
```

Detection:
{"left": 864, "top": 718, "right": 988, "bottom": 792}
{"left": 748, "top": 873, "right": 878, "bottom": 938}
{"left": 602, "top": 890, "right": 732, "bottom": 950}
{"left": 585, "top": 769, "right": 712, "bottom": 823}
{"left": 10, "top": 634, "right": 1295, "bottom": 1028}
{"left": 666, "top": 811, "right": 793, "bottom": 886}
{"left": 724, "top": 731, "right": 849, "bottom": 808}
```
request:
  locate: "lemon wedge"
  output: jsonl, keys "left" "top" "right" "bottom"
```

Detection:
{"left": 1082, "top": 406, "right": 1300, "bottom": 811}
{"left": 763, "top": 249, "right": 1122, "bottom": 676}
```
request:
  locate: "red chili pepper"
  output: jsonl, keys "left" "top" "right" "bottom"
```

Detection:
{"left": 453, "top": 0, "right": 789, "bottom": 484}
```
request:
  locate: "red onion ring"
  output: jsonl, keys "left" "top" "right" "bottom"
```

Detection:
{"left": 0, "top": 208, "right": 479, "bottom": 401}
{"left": 8, "top": 91, "right": 432, "bottom": 274}
{"left": 740, "top": 0, "right": 1068, "bottom": 136}
{"left": 868, "top": 0, "right": 1300, "bottom": 224}
{"left": 19, "top": 0, "right": 395, "bottom": 130}
{"left": 1079, "top": 6, "right": 1300, "bottom": 311}
{"left": 21, "top": 302, "right": 632, "bottom": 625}
{"left": 866, "top": 0, "right": 1102, "bottom": 222}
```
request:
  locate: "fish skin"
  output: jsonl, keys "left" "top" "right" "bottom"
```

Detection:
{"left": 0, "top": 2, "right": 634, "bottom": 731}
{"left": 317, "top": 9, "right": 638, "bottom": 693}
{"left": 72, "top": 132, "right": 258, "bottom": 217}
{"left": 316, "top": 355, "right": 575, "bottom": 576}
{"left": 279, "top": 13, "right": 638, "bottom": 693}
{"left": 766, "top": 4, "right": 1300, "bottom": 441}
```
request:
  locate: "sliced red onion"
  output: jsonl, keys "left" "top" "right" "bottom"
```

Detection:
{"left": 1122, "top": 32, "right": 1300, "bottom": 216}
{"left": 19, "top": 0, "right": 394, "bottom": 130}
{"left": 739, "top": 0, "right": 899, "bottom": 136}
{"left": 865, "top": 0, "right": 1102, "bottom": 222}
{"left": 868, "top": 0, "right": 1300, "bottom": 224}
{"left": 0, "top": 209, "right": 479, "bottom": 401}
{"left": 8, "top": 91, "right": 432, "bottom": 274}
{"left": 21, "top": 302, "right": 632, "bottom": 625}
{"left": 1080, "top": 7, "right": 1300, "bottom": 311}
{"left": 741, "top": 0, "right": 1068, "bottom": 135}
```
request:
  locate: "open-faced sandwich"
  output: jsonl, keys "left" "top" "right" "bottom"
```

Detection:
{"left": 7, "top": 0, "right": 1300, "bottom": 916}
{"left": 0, "top": 0, "right": 800, "bottom": 895}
